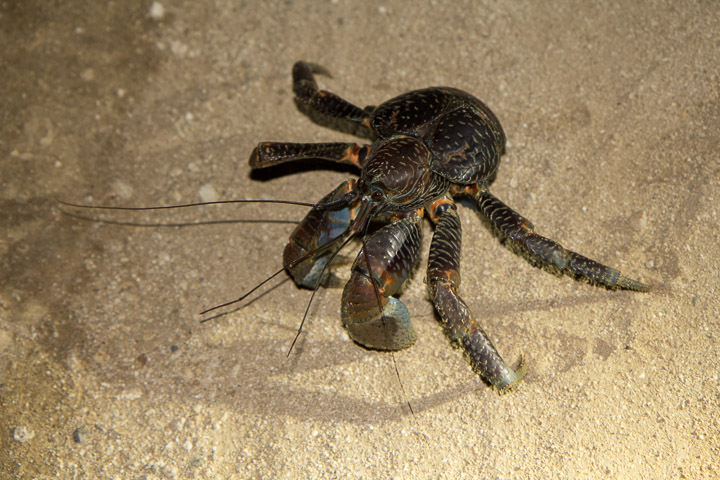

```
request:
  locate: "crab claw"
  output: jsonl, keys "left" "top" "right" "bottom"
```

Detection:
{"left": 342, "top": 294, "right": 417, "bottom": 351}
{"left": 341, "top": 216, "right": 423, "bottom": 351}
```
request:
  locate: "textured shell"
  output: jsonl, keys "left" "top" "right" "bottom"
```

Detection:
{"left": 361, "top": 137, "right": 450, "bottom": 210}
{"left": 369, "top": 87, "right": 506, "bottom": 185}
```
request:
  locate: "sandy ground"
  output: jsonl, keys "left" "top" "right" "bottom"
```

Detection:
{"left": 2, "top": 1, "right": 719, "bottom": 478}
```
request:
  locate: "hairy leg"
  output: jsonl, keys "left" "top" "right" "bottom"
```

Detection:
{"left": 459, "top": 185, "right": 648, "bottom": 291}
{"left": 427, "top": 200, "right": 526, "bottom": 393}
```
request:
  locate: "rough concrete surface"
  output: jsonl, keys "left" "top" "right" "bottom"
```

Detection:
{"left": 1, "top": 1, "right": 718, "bottom": 478}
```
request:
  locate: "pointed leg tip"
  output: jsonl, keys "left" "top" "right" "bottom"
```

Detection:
{"left": 617, "top": 275, "right": 650, "bottom": 292}
{"left": 493, "top": 355, "right": 528, "bottom": 395}
{"left": 299, "top": 61, "right": 331, "bottom": 77}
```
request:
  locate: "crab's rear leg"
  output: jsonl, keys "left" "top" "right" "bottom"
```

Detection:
{"left": 293, "top": 61, "right": 373, "bottom": 129}
{"left": 249, "top": 142, "right": 369, "bottom": 170}
{"left": 463, "top": 186, "right": 648, "bottom": 291}
{"left": 342, "top": 214, "right": 423, "bottom": 351}
{"left": 427, "top": 200, "right": 526, "bottom": 393}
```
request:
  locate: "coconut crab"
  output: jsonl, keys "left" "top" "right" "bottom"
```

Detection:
{"left": 245, "top": 61, "right": 648, "bottom": 394}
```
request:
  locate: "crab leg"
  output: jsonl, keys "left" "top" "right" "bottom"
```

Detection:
{"left": 249, "top": 142, "right": 369, "bottom": 169}
{"left": 293, "top": 61, "right": 373, "bottom": 128}
{"left": 467, "top": 186, "right": 648, "bottom": 291}
{"left": 427, "top": 200, "right": 526, "bottom": 393}
{"left": 342, "top": 214, "right": 423, "bottom": 351}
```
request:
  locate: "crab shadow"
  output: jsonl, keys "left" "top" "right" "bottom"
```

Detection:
{"left": 249, "top": 158, "right": 359, "bottom": 182}
{"left": 127, "top": 285, "right": 629, "bottom": 424}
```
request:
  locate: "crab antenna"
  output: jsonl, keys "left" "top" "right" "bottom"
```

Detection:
{"left": 56, "top": 198, "right": 315, "bottom": 211}
{"left": 286, "top": 232, "right": 357, "bottom": 357}
{"left": 200, "top": 223, "right": 357, "bottom": 318}
{"left": 360, "top": 223, "right": 415, "bottom": 417}
{"left": 199, "top": 267, "right": 287, "bottom": 317}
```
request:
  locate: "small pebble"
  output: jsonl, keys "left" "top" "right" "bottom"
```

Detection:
{"left": 13, "top": 426, "right": 35, "bottom": 443}
{"left": 174, "top": 417, "right": 186, "bottom": 431}
{"left": 149, "top": 1, "right": 165, "bottom": 20}
{"left": 198, "top": 183, "right": 219, "bottom": 203}
{"left": 80, "top": 68, "right": 95, "bottom": 82}
{"left": 170, "top": 40, "right": 188, "bottom": 58}
{"left": 120, "top": 388, "right": 142, "bottom": 400}
{"left": 111, "top": 179, "right": 134, "bottom": 200}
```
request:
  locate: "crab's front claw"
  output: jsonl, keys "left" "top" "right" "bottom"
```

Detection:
{"left": 342, "top": 290, "right": 417, "bottom": 351}
{"left": 340, "top": 216, "right": 423, "bottom": 351}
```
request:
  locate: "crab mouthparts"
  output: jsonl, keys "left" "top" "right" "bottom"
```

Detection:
{"left": 349, "top": 198, "right": 376, "bottom": 235}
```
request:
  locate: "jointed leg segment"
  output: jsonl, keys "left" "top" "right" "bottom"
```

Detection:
{"left": 460, "top": 186, "right": 649, "bottom": 292}
{"left": 427, "top": 200, "right": 526, "bottom": 393}
{"left": 293, "top": 61, "right": 372, "bottom": 129}
{"left": 249, "top": 61, "right": 379, "bottom": 171}
{"left": 249, "top": 142, "right": 369, "bottom": 169}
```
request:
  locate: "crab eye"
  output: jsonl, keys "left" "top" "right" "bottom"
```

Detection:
{"left": 371, "top": 190, "right": 384, "bottom": 201}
